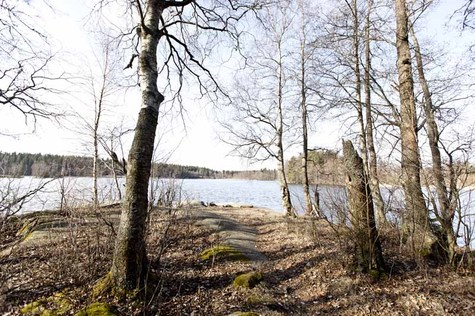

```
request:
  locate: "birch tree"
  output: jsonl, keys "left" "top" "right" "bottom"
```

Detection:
{"left": 91, "top": 0, "right": 258, "bottom": 293}
{"left": 221, "top": 2, "right": 295, "bottom": 216}
{"left": 87, "top": 39, "right": 122, "bottom": 209}
{"left": 363, "top": 0, "right": 387, "bottom": 227}
{"left": 294, "top": 0, "right": 323, "bottom": 216}
{"left": 407, "top": 1, "right": 475, "bottom": 263}
{"left": 395, "top": 0, "right": 436, "bottom": 255}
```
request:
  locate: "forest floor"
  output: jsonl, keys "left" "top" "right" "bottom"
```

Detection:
{"left": 1, "top": 205, "right": 474, "bottom": 315}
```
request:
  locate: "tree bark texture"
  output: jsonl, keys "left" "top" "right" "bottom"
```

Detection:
{"left": 351, "top": 0, "right": 368, "bottom": 174}
{"left": 299, "top": 24, "right": 312, "bottom": 216}
{"left": 364, "top": 0, "right": 387, "bottom": 227}
{"left": 276, "top": 34, "right": 293, "bottom": 217}
{"left": 395, "top": 0, "right": 435, "bottom": 255}
{"left": 409, "top": 24, "right": 456, "bottom": 262}
{"left": 342, "top": 139, "right": 385, "bottom": 272}
{"left": 92, "top": 69, "right": 106, "bottom": 210}
{"left": 110, "top": 1, "right": 164, "bottom": 290}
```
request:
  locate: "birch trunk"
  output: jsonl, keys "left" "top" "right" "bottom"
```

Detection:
{"left": 409, "top": 24, "right": 456, "bottom": 262}
{"left": 298, "top": 2, "right": 312, "bottom": 216}
{"left": 110, "top": 1, "right": 164, "bottom": 290}
{"left": 276, "top": 39, "right": 293, "bottom": 217}
{"left": 364, "top": 0, "right": 387, "bottom": 226}
{"left": 395, "top": 0, "right": 436, "bottom": 256}
{"left": 92, "top": 75, "right": 106, "bottom": 210}
{"left": 351, "top": 0, "right": 369, "bottom": 173}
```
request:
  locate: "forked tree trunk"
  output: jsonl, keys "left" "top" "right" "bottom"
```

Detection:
{"left": 364, "top": 0, "right": 387, "bottom": 227}
{"left": 342, "top": 140, "right": 385, "bottom": 272}
{"left": 395, "top": 0, "right": 436, "bottom": 256}
{"left": 110, "top": 1, "right": 164, "bottom": 291}
{"left": 409, "top": 24, "right": 456, "bottom": 263}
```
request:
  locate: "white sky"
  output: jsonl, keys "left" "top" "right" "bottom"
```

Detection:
{"left": 0, "top": 0, "right": 474, "bottom": 170}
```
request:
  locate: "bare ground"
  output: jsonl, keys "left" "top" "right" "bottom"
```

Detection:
{"left": 0, "top": 206, "right": 474, "bottom": 315}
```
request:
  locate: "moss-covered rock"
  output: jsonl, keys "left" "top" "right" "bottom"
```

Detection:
{"left": 232, "top": 271, "right": 263, "bottom": 289}
{"left": 74, "top": 302, "right": 117, "bottom": 316}
{"left": 20, "top": 292, "right": 72, "bottom": 315}
{"left": 200, "top": 245, "right": 249, "bottom": 262}
{"left": 20, "top": 301, "right": 43, "bottom": 315}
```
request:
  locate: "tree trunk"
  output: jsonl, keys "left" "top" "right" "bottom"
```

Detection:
{"left": 342, "top": 139, "right": 385, "bottom": 272}
{"left": 364, "top": 0, "right": 387, "bottom": 227}
{"left": 351, "top": 0, "right": 369, "bottom": 173}
{"left": 277, "top": 151, "right": 293, "bottom": 217}
{"left": 93, "top": 131, "right": 99, "bottom": 210}
{"left": 276, "top": 31, "right": 293, "bottom": 217}
{"left": 92, "top": 78, "right": 106, "bottom": 210}
{"left": 395, "top": 0, "right": 436, "bottom": 256}
{"left": 409, "top": 24, "right": 456, "bottom": 263}
{"left": 110, "top": 1, "right": 164, "bottom": 291}
{"left": 298, "top": 10, "right": 312, "bottom": 216}
{"left": 277, "top": 90, "right": 293, "bottom": 217}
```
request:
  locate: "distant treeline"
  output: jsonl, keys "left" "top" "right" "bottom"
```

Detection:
{"left": 0, "top": 152, "right": 277, "bottom": 180}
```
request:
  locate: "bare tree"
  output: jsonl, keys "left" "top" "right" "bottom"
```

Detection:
{"left": 221, "top": 2, "right": 295, "bottom": 217}
{"left": 295, "top": 0, "right": 316, "bottom": 216}
{"left": 90, "top": 0, "right": 259, "bottom": 293}
{"left": 0, "top": 0, "right": 63, "bottom": 126}
{"left": 363, "top": 0, "right": 387, "bottom": 227}
{"left": 85, "top": 37, "right": 123, "bottom": 209}
{"left": 395, "top": 0, "right": 436, "bottom": 256}
{"left": 317, "top": 0, "right": 388, "bottom": 224}
{"left": 99, "top": 124, "right": 131, "bottom": 200}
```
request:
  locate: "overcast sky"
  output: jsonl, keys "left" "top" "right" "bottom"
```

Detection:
{"left": 0, "top": 0, "right": 474, "bottom": 171}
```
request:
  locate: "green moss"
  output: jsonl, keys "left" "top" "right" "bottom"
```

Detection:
{"left": 368, "top": 269, "right": 388, "bottom": 280}
{"left": 92, "top": 272, "right": 140, "bottom": 300}
{"left": 20, "top": 301, "right": 43, "bottom": 315}
{"left": 92, "top": 273, "right": 113, "bottom": 298}
{"left": 200, "top": 245, "right": 249, "bottom": 262}
{"left": 233, "top": 271, "right": 263, "bottom": 289}
{"left": 245, "top": 292, "right": 275, "bottom": 306}
{"left": 74, "top": 303, "right": 117, "bottom": 316}
{"left": 20, "top": 292, "right": 72, "bottom": 315}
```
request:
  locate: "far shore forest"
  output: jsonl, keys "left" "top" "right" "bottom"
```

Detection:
{"left": 1, "top": 151, "right": 474, "bottom": 186}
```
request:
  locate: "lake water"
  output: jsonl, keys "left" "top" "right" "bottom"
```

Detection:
{"left": 0, "top": 177, "right": 345, "bottom": 214}
{"left": 1, "top": 176, "right": 474, "bottom": 248}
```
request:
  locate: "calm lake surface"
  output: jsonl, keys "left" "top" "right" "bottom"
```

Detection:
{"left": 2, "top": 176, "right": 474, "bottom": 248}
{"left": 0, "top": 176, "right": 344, "bottom": 214}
